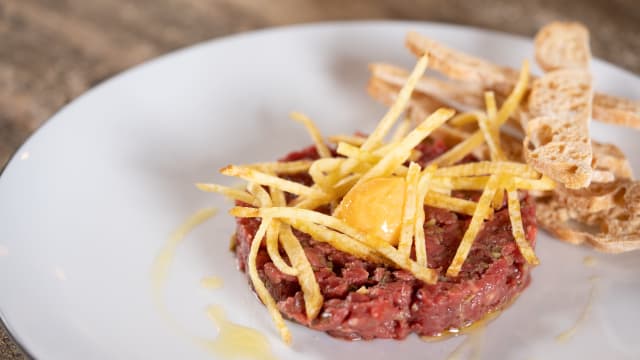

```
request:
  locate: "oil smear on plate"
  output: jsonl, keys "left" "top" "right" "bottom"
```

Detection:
{"left": 555, "top": 276, "right": 599, "bottom": 343}
{"left": 443, "top": 324, "right": 486, "bottom": 360}
{"left": 582, "top": 256, "right": 597, "bottom": 267}
{"left": 201, "top": 276, "right": 224, "bottom": 290}
{"left": 197, "top": 305, "right": 277, "bottom": 360}
{"left": 150, "top": 207, "right": 277, "bottom": 360}
{"left": 150, "top": 207, "right": 218, "bottom": 326}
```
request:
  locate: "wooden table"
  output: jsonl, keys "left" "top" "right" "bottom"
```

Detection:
{"left": 1, "top": 0, "right": 638, "bottom": 358}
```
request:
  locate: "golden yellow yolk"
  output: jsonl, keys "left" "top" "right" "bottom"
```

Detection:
{"left": 333, "top": 177, "right": 406, "bottom": 246}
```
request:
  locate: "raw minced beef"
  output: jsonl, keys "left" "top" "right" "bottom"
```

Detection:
{"left": 233, "top": 140, "right": 537, "bottom": 340}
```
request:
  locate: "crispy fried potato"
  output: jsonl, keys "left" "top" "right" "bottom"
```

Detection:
{"left": 424, "top": 191, "right": 479, "bottom": 217}
{"left": 362, "top": 52, "right": 431, "bottom": 151}
{"left": 370, "top": 62, "right": 485, "bottom": 110}
{"left": 430, "top": 175, "right": 555, "bottom": 191}
{"left": 246, "top": 160, "right": 314, "bottom": 174}
{"left": 446, "top": 175, "right": 500, "bottom": 277}
{"left": 290, "top": 112, "right": 332, "bottom": 158}
{"left": 357, "top": 108, "right": 455, "bottom": 184}
{"left": 327, "top": 134, "right": 366, "bottom": 146}
{"left": 507, "top": 189, "right": 539, "bottom": 264}
{"left": 266, "top": 219, "right": 298, "bottom": 276}
{"left": 279, "top": 224, "right": 323, "bottom": 319}
{"left": 222, "top": 165, "right": 327, "bottom": 199}
{"left": 398, "top": 162, "right": 421, "bottom": 257}
{"left": 435, "top": 161, "right": 539, "bottom": 178}
{"left": 196, "top": 183, "right": 258, "bottom": 206}
{"left": 247, "top": 218, "right": 292, "bottom": 344}
{"left": 414, "top": 167, "right": 435, "bottom": 267}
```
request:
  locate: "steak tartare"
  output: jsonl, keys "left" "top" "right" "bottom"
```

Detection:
{"left": 233, "top": 142, "right": 537, "bottom": 340}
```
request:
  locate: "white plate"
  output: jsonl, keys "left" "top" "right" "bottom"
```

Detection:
{"left": 1, "top": 21, "right": 639, "bottom": 360}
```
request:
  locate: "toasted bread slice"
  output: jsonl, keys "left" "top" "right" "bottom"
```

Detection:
{"left": 370, "top": 63, "right": 525, "bottom": 133}
{"left": 525, "top": 23, "right": 594, "bottom": 189}
{"left": 593, "top": 93, "right": 640, "bottom": 128}
{"left": 555, "top": 179, "right": 632, "bottom": 213}
{"left": 405, "top": 32, "right": 518, "bottom": 96}
{"left": 369, "top": 63, "right": 485, "bottom": 110}
{"left": 525, "top": 70, "right": 593, "bottom": 188}
{"left": 405, "top": 31, "right": 640, "bottom": 129}
{"left": 367, "top": 76, "right": 468, "bottom": 146}
{"left": 537, "top": 179, "right": 640, "bottom": 253}
{"left": 591, "top": 141, "right": 633, "bottom": 179}
{"left": 531, "top": 137, "right": 636, "bottom": 252}
{"left": 366, "top": 77, "right": 448, "bottom": 115}
{"left": 526, "top": 69, "right": 592, "bottom": 117}
{"left": 407, "top": 103, "right": 479, "bottom": 151}
{"left": 534, "top": 22, "right": 591, "bottom": 71}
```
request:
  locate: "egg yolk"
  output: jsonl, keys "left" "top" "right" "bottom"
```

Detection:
{"left": 333, "top": 177, "right": 406, "bottom": 246}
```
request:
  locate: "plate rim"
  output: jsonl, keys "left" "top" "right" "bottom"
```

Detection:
{"left": 2, "top": 19, "right": 639, "bottom": 178}
{"left": 1, "top": 19, "right": 638, "bottom": 359}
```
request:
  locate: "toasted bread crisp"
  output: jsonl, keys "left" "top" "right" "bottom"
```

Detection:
{"left": 525, "top": 23, "right": 595, "bottom": 189}
{"left": 534, "top": 22, "right": 591, "bottom": 71}
{"left": 506, "top": 134, "right": 637, "bottom": 252}
{"left": 537, "top": 179, "right": 640, "bottom": 253}
{"left": 369, "top": 63, "right": 485, "bottom": 110}
{"left": 367, "top": 77, "right": 448, "bottom": 116}
{"left": 593, "top": 93, "right": 640, "bottom": 129}
{"left": 591, "top": 142, "right": 633, "bottom": 179}
{"left": 405, "top": 31, "right": 640, "bottom": 129}
{"left": 367, "top": 74, "right": 485, "bottom": 157}
{"left": 524, "top": 69, "right": 593, "bottom": 189}
{"left": 405, "top": 31, "right": 518, "bottom": 97}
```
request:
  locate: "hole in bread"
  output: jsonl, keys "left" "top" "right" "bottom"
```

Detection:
{"left": 550, "top": 155, "right": 557, "bottom": 161}
{"left": 616, "top": 213, "right": 630, "bottom": 222}
{"left": 536, "top": 125, "right": 554, "bottom": 146}
{"left": 568, "top": 165, "right": 578, "bottom": 174}
{"left": 614, "top": 188, "right": 627, "bottom": 206}
{"left": 567, "top": 219, "right": 600, "bottom": 234}
{"left": 558, "top": 144, "right": 566, "bottom": 153}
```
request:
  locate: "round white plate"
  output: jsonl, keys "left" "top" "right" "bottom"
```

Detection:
{"left": 1, "top": 21, "right": 639, "bottom": 360}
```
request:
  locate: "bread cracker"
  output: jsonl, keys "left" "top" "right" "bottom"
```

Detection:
{"left": 524, "top": 68, "right": 594, "bottom": 189}
{"left": 537, "top": 180, "right": 640, "bottom": 253}
{"left": 534, "top": 22, "right": 591, "bottom": 71}
{"left": 370, "top": 63, "right": 485, "bottom": 110}
{"left": 405, "top": 31, "right": 640, "bottom": 129}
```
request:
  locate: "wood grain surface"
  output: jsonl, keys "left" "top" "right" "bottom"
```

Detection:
{"left": 1, "top": 0, "right": 638, "bottom": 358}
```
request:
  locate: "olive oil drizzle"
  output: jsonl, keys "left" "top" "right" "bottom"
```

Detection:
{"left": 195, "top": 305, "right": 278, "bottom": 360}
{"left": 150, "top": 208, "right": 278, "bottom": 359}
{"left": 201, "top": 276, "right": 224, "bottom": 290}
{"left": 555, "top": 276, "right": 599, "bottom": 343}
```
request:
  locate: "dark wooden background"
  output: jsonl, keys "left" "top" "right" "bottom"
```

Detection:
{"left": 1, "top": 0, "right": 638, "bottom": 358}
